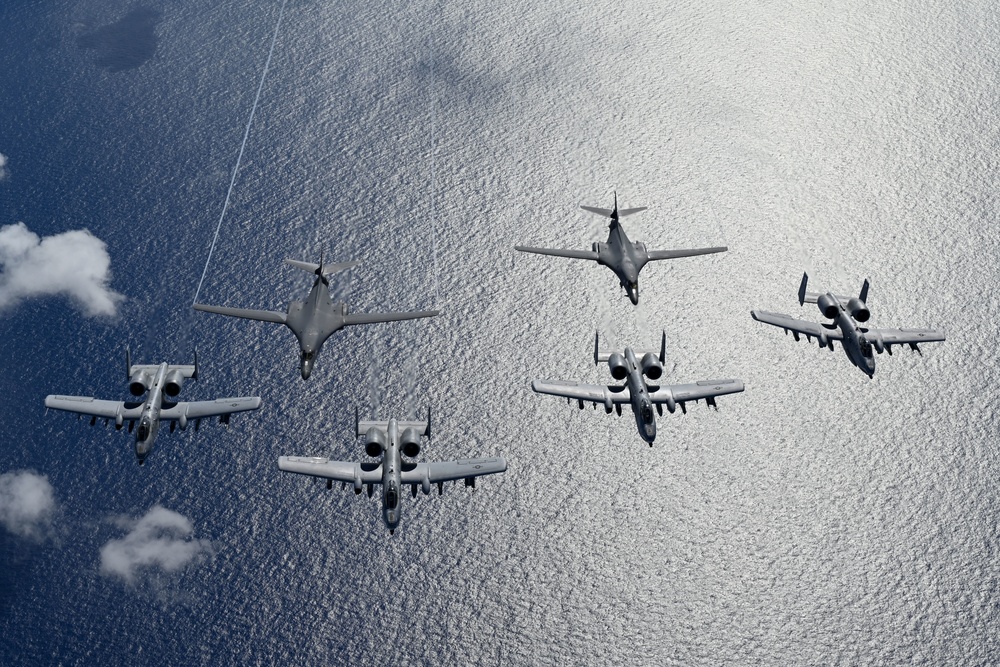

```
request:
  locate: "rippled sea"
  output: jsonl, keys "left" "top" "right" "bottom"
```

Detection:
{"left": 1, "top": 0, "right": 999, "bottom": 664}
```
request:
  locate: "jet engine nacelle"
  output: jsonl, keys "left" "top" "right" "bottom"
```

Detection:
{"left": 846, "top": 297, "right": 870, "bottom": 322}
{"left": 608, "top": 352, "right": 628, "bottom": 381}
{"left": 816, "top": 293, "right": 840, "bottom": 319}
{"left": 640, "top": 352, "right": 663, "bottom": 380}
{"left": 365, "top": 427, "right": 387, "bottom": 457}
{"left": 400, "top": 427, "right": 421, "bottom": 458}
{"left": 163, "top": 370, "right": 185, "bottom": 397}
{"left": 128, "top": 371, "right": 152, "bottom": 396}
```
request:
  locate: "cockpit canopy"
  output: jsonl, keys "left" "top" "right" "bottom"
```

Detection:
{"left": 300, "top": 350, "right": 315, "bottom": 362}
{"left": 860, "top": 337, "right": 873, "bottom": 358}
{"left": 385, "top": 488, "right": 399, "bottom": 510}
{"left": 136, "top": 420, "right": 151, "bottom": 442}
{"left": 640, "top": 403, "right": 653, "bottom": 423}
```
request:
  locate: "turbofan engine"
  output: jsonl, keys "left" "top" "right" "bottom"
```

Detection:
{"left": 608, "top": 352, "right": 628, "bottom": 381}
{"left": 365, "top": 427, "right": 386, "bottom": 457}
{"left": 400, "top": 427, "right": 421, "bottom": 458}
{"left": 640, "top": 352, "right": 663, "bottom": 380}
{"left": 163, "top": 370, "right": 185, "bottom": 397}
{"left": 846, "top": 297, "right": 870, "bottom": 322}
{"left": 128, "top": 371, "right": 152, "bottom": 396}
{"left": 816, "top": 293, "right": 839, "bottom": 319}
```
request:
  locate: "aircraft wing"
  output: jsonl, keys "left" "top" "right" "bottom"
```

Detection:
{"left": 400, "top": 458, "right": 507, "bottom": 484}
{"left": 648, "top": 379, "right": 745, "bottom": 409}
{"left": 514, "top": 246, "right": 600, "bottom": 261}
{"left": 645, "top": 246, "right": 727, "bottom": 261}
{"left": 277, "top": 456, "right": 382, "bottom": 484}
{"left": 159, "top": 397, "right": 262, "bottom": 421}
{"left": 751, "top": 310, "right": 845, "bottom": 341}
{"left": 193, "top": 303, "right": 287, "bottom": 324}
{"left": 864, "top": 328, "right": 945, "bottom": 345}
{"left": 342, "top": 311, "right": 439, "bottom": 326}
{"left": 531, "top": 379, "right": 632, "bottom": 405}
{"left": 44, "top": 396, "right": 143, "bottom": 420}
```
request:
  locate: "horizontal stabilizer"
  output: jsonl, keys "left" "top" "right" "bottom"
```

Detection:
{"left": 193, "top": 303, "right": 287, "bottom": 324}
{"left": 580, "top": 205, "right": 614, "bottom": 217}
{"left": 356, "top": 420, "right": 429, "bottom": 437}
{"left": 285, "top": 259, "right": 359, "bottom": 276}
{"left": 618, "top": 207, "right": 647, "bottom": 217}
{"left": 514, "top": 246, "right": 599, "bottom": 261}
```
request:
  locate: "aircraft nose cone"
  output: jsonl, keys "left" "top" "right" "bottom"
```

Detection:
{"left": 301, "top": 361, "right": 312, "bottom": 380}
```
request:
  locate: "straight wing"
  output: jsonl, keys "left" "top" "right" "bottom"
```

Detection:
{"left": 514, "top": 246, "right": 600, "bottom": 261}
{"left": 649, "top": 379, "right": 744, "bottom": 409}
{"left": 400, "top": 458, "right": 507, "bottom": 484}
{"left": 278, "top": 456, "right": 382, "bottom": 484}
{"left": 531, "top": 379, "right": 631, "bottom": 405}
{"left": 646, "top": 246, "right": 727, "bottom": 261}
{"left": 193, "top": 303, "right": 287, "bottom": 324}
{"left": 159, "top": 396, "right": 262, "bottom": 421}
{"left": 751, "top": 310, "right": 845, "bottom": 342}
{"left": 44, "top": 396, "right": 142, "bottom": 420}
{"left": 343, "top": 310, "right": 439, "bottom": 326}
{"left": 864, "top": 328, "right": 945, "bottom": 345}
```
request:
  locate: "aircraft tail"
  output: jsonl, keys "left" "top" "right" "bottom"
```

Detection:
{"left": 798, "top": 272, "right": 821, "bottom": 305}
{"left": 581, "top": 191, "right": 647, "bottom": 222}
{"left": 593, "top": 330, "right": 665, "bottom": 363}
{"left": 859, "top": 278, "right": 870, "bottom": 303}
{"left": 285, "top": 258, "right": 359, "bottom": 277}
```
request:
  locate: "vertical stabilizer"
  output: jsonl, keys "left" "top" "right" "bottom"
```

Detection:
{"left": 659, "top": 330, "right": 666, "bottom": 364}
{"left": 859, "top": 278, "right": 870, "bottom": 304}
{"left": 798, "top": 272, "right": 809, "bottom": 306}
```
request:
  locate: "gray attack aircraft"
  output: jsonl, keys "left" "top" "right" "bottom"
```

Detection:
{"left": 278, "top": 409, "right": 507, "bottom": 534}
{"left": 194, "top": 258, "right": 439, "bottom": 379}
{"left": 531, "top": 332, "right": 745, "bottom": 445}
{"left": 44, "top": 351, "right": 262, "bottom": 465}
{"left": 515, "top": 193, "right": 727, "bottom": 305}
{"left": 751, "top": 272, "right": 946, "bottom": 377}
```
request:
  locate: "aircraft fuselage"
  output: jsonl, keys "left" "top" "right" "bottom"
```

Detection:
{"left": 596, "top": 223, "right": 647, "bottom": 305}
{"left": 134, "top": 363, "right": 169, "bottom": 464}
{"left": 826, "top": 294, "right": 876, "bottom": 377}
{"left": 381, "top": 418, "right": 403, "bottom": 533}
{"left": 622, "top": 348, "right": 657, "bottom": 443}
{"left": 286, "top": 277, "right": 347, "bottom": 379}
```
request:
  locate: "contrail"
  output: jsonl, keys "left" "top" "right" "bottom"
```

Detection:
{"left": 429, "top": 44, "right": 439, "bottom": 307}
{"left": 192, "top": 0, "right": 289, "bottom": 306}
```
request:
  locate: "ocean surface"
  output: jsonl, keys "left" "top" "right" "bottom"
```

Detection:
{"left": 1, "top": 0, "right": 999, "bottom": 664}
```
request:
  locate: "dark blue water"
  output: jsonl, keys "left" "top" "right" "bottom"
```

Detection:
{"left": 3, "top": 1, "right": 1000, "bottom": 665}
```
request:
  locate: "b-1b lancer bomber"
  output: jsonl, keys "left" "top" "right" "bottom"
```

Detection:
{"left": 531, "top": 332, "right": 745, "bottom": 444}
{"left": 751, "top": 273, "right": 946, "bottom": 377}
{"left": 44, "top": 351, "right": 262, "bottom": 465}
{"left": 278, "top": 410, "right": 506, "bottom": 534}
{"left": 194, "top": 258, "right": 439, "bottom": 379}
{"left": 515, "top": 193, "right": 727, "bottom": 305}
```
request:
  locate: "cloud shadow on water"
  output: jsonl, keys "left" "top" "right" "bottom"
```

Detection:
{"left": 77, "top": 8, "right": 162, "bottom": 72}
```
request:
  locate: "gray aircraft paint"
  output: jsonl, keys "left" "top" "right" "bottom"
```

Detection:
{"left": 515, "top": 193, "right": 726, "bottom": 305}
{"left": 751, "top": 273, "right": 946, "bottom": 377}
{"left": 194, "top": 259, "right": 439, "bottom": 379}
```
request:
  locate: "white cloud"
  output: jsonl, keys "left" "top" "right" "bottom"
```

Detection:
{"left": 0, "top": 153, "right": 8, "bottom": 180}
{"left": 100, "top": 506, "right": 214, "bottom": 584}
{"left": 0, "top": 222, "right": 124, "bottom": 316}
{"left": 0, "top": 469, "right": 57, "bottom": 540}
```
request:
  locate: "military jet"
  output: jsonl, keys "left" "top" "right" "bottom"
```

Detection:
{"left": 44, "top": 351, "right": 261, "bottom": 465}
{"left": 531, "top": 332, "right": 745, "bottom": 445}
{"left": 194, "top": 258, "right": 439, "bottom": 379}
{"left": 515, "top": 193, "right": 727, "bottom": 305}
{"left": 278, "top": 409, "right": 506, "bottom": 534}
{"left": 751, "top": 272, "right": 945, "bottom": 377}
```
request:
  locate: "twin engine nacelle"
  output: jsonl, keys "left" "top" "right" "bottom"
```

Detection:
{"left": 364, "top": 427, "right": 386, "bottom": 457}
{"left": 816, "top": 294, "right": 840, "bottom": 319}
{"left": 846, "top": 297, "right": 870, "bottom": 322}
{"left": 400, "top": 427, "right": 421, "bottom": 459}
{"left": 607, "top": 352, "right": 628, "bottom": 381}
{"left": 163, "top": 370, "right": 185, "bottom": 397}
{"left": 639, "top": 352, "right": 663, "bottom": 380}
{"left": 128, "top": 371, "right": 152, "bottom": 396}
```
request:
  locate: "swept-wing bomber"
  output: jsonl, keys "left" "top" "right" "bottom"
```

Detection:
{"left": 194, "top": 258, "right": 439, "bottom": 379}
{"left": 278, "top": 409, "right": 506, "bottom": 534}
{"left": 515, "top": 193, "right": 727, "bottom": 304}
{"left": 44, "top": 351, "right": 262, "bottom": 464}
{"left": 531, "top": 332, "right": 745, "bottom": 444}
{"left": 751, "top": 272, "right": 946, "bottom": 377}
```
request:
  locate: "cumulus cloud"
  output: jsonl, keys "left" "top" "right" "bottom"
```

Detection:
{"left": 0, "top": 152, "right": 8, "bottom": 180}
{"left": 0, "top": 222, "right": 124, "bottom": 316}
{"left": 100, "top": 506, "right": 214, "bottom": 584}
{"left": 0, "top": 469, "right": 58, "bottom": 540}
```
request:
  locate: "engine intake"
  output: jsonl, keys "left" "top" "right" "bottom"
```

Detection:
{"left": 816, "top": 293, "right": 839, "bottom": 319}
{"left": 846, "top": 297, "right": 870, "bottom": 322}
{"left": 640, "top": 352, "right": 663, "bottom": 380}
{"left": 608, "top": 352, "right": 628, "bottom": 381}
{"left": 364, "top": 427, "right": 386, "bottom": 457}
{"left": 163, "top": 369, "right": 185, "bottom": 397}
{"left": 400, "top": 427, "right": 421, "bottom": 458}
{"left": 128, "top": 371, "right": 152, "bottom": 396}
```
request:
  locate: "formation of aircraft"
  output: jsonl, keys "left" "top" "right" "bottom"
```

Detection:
{"left": 278, "top": 410, "right": 506, "bottom": 533}
{"left": 751, "top": 273, "right": 946, "bottom": 377}
{"left": 515, "top": 193, "right": 727, "bottom": 305}
{"left": 531, "top": 332, "right": 745, "bottom": 444}
{"left": 44, "top": 351, "right": 261, "bottom": 465}
{"left": 194, "top": 258, "right": 439, "bottom": 379}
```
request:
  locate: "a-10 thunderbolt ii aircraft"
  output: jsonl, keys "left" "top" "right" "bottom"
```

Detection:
{"left": 278, "top": 409, "right": 506, "bottom": 534}
{"left": 194, "top": 257, "right": 439, "bottom": 379}
{"left": 515, "top": 193, "right": 727, "bottom": 305}
{"left": 751, "top": 273, "right": 946, "bottom": 377}
{"left": 531, "top": 332, "right": 745, "bottom": 445}
{"left": 44, "top": 351, "right": 262, "bottom": 464}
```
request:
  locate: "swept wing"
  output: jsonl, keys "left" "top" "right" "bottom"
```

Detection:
{"left": 193, "top": 303, "right": 287, "bottom": 323}
{"left": 514, "top": 246, "right": 599, "bottom": 261}
{"left": 646, "top": 246, "right": 727, "bottom": 261}
{"left": 343, "top": 310, "right": 439, "bottom": 326}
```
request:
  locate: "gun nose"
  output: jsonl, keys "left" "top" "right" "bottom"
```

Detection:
{"left": 301, "top": 360, "right": 312, "bottom": 379}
